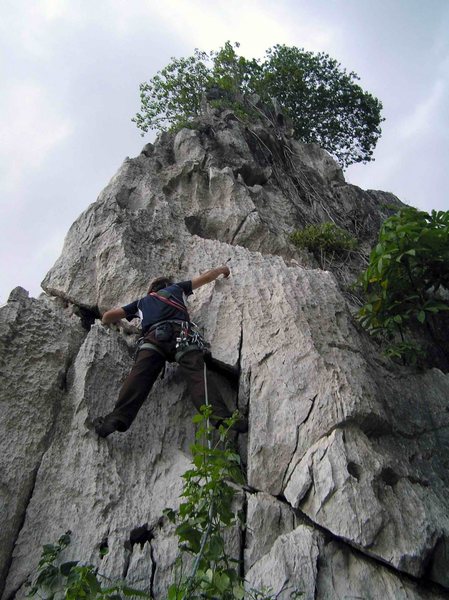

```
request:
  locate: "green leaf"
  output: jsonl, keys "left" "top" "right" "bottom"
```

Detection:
{"left": 163, "top": 507, "right": 177, "bottom": 522}
{"left": 85, "top": 569, "right": 101, "bottom": 592}
{"left": 233, "top": 583, "right": 246, "bottom": 599}
{"left": 208, "top": 535, "right": 224, "bottom": 560}
{"left": 213, "top": 571, "right": 231, "bottom": 593}
{"left": 417, "top": 310, "right": 426, "bottom": 323}
{"left": 167, "top": 584, "right": 183, "bottom": 600}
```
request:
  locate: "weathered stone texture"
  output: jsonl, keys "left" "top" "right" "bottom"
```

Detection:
{"left": 0, "top": 288, "right": 85, "bottom": 594}
{"left": 2, "top": 110, "right": 449, "bottom": 599}
{"left": 247, "top": 523, "right": 447, "bottom": 599}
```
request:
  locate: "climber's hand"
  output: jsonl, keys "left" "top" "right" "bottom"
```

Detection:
{"left": 102, "top": 307, "right": 126, "bottom": 325}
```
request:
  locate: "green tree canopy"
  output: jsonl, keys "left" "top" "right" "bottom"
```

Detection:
{"left": 133, "top": 42, "right": 384, "bottom": 168}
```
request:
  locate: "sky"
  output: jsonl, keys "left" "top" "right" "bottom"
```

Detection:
{"left": 1, "top": 0, "right": 448, "bottom": 302}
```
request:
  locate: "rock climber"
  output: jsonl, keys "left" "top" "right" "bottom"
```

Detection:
{"left": 91, "top": 265, "right": 248, "bottom": 438}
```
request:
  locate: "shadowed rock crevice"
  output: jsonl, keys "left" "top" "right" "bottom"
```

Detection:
{"left": 233, "top": 164, "right": 271, "bottom": 187}
{"left": 128, "top": 524, "right": 154, "bottom": 549}
{"left": 346, "top": 461, "right": 362, "bottom": 481}
{"left": 149, "top": 540, "right": 157, "bottom": 600}
{"left": 72, "top": 304, "right": 102, "bottom": 330}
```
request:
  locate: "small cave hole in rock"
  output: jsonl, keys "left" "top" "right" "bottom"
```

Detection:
{"left": 99, "top": 539, "right": 109, "bottom": 559}
{"left": 347, "top": 461, "right": 362, "bottom": 481}
{"left": 73, "top": 305, "right": 101, "bottom": 331}
{"left": 129, "top": 524, "right": 153, "bottom": 549}
{"left": 184, "top": 215, "right": 204, "bottom": 236}
{"left": 380, "top": 467, "right": 400, "bottom": 487}
{"left": 234, "top": 164, "right": 269, "bottom": 187}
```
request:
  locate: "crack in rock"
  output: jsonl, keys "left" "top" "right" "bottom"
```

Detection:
{"left": 243, "top": 483, "right": 449, "bottom": 598}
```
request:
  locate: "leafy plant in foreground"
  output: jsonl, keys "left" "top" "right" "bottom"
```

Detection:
{"left": 26, "top": 531, "right": 149, "bottom": 599}
{"left": 357, "top": 207, "right": 449, "bottom": 361}
{"left": 165, "top": 405, "right": 246, "bottom": 599}
{"left": 166, "top": 405, "right": 303, "bottom": 599}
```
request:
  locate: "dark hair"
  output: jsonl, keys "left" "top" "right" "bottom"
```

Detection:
{"left": 148, "top": 276, "right": 173, "bottom": 293}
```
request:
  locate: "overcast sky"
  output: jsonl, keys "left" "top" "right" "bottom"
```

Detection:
{"left": 1, "top": 0, "right": 448, "bottom": 302}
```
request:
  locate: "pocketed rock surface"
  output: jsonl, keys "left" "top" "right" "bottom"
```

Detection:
{"left": 1, "top": 108, "right": 449, "bottom": 599}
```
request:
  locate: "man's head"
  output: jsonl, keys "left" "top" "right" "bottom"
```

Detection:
{"left": 148, "top": 276, "right": 173, "bottom": 294}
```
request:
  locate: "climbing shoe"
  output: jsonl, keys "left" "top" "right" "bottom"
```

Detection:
{"left": 91, "top": 416, "right": 122, "bottom": 438}
{"left": 232, "top": 416, "right": 248, "bottom": 434}
{"left": 215, "top": 414, "right": 248, "bottom": 434}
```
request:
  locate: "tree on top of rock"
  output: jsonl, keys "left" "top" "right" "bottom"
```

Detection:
{"left": 133, "top": 42, "right": 384, "bottom": 169}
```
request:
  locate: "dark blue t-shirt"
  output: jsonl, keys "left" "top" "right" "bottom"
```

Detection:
{"left": 121, "top": 281, "right": 193, "bottom": 334}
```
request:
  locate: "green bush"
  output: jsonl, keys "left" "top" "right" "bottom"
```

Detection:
{"left": 290, "top": 222, "right": 357, "bottom": 259}
{"left": 357, "top": 207, "right": 449, "bottom": 360}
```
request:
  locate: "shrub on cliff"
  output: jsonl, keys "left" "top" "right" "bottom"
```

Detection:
{"left": 291, "top": 223, "right": 357, "bottom": 255}
{"left": 358, "top": 207, "right": 449, "bottom": 362}
{"left": 133, "top": 42, "right": 384, "bottom": 168}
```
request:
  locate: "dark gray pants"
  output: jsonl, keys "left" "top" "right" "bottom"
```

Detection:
{"left": 104, "top": 325, "right": 231, "bottom": 431}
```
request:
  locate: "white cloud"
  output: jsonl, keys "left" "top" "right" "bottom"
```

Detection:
{"left": 3, "top": 1, "right": 338, "bottom": 63}
{"left": 397, "top": 78, "right": 447, "bottom": 141}
{"left": 148, "top": 0, "right": 338, "bottom": 57}
{"left": 0, "top": 82, "right": 73, "bottom": 195}
{"left": 39, "top": 0, "right": 70, "bottom": 20}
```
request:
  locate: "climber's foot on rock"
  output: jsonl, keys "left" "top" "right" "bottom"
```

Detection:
{"left": 87, "top": 416, "right": 124, "bottom": 438}
{"left": 232, "top": 416, "right": 248, "bottom": 434}
{"left": 215, "top": 414, "right": 248, "bottom": 434}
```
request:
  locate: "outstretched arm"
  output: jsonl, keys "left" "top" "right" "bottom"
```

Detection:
{"left": 102, "top": 307, "right": 126, "bottom": 324}
{"left": 191, "top": 265, "right": 230, "bottom": 290}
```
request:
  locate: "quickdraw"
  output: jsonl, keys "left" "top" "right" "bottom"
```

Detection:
{"left": 176, "top": 321, "right": 208, "bottom": 354}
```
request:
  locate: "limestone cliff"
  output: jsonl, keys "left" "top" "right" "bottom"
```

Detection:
{"left": 1, "top": 107, "right": 449, "bottom": 599}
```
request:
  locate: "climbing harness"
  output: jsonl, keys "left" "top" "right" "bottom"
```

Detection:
{"left": 134, "top": 319, "right": 208, "bottom": 366}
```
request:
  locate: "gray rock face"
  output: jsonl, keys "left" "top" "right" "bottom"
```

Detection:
{"left": 246, "top": 525, "right": 320, "bottom": 599}
{"left": 0, "top": 288, "right": 85, "bottom": 593}
{"left": 247, "top": 523, "right": 447, "bottom": 600}
{"left": 2, "top": 109, "right": 449, "bottom": 599}
{"left": 245, "top": 493, "right": 297, "bottom": 571}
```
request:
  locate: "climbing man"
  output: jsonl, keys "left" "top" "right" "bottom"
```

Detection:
{"left": 91, "top": 265, "right": 247, "bottom": 438}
